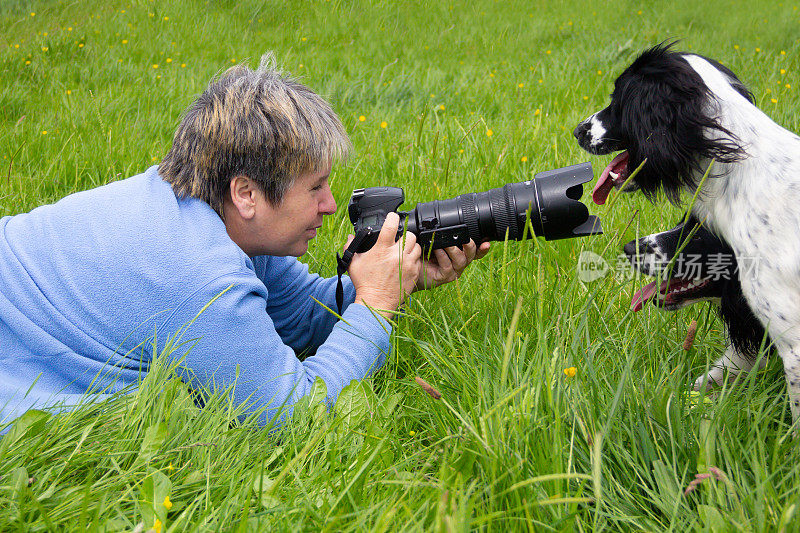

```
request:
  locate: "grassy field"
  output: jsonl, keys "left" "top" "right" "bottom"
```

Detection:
{"left": 3, "top": 0, "right": 800, "bottom": 530}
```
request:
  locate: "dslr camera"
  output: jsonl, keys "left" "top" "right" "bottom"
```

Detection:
{"left": 347, "top": 162, "right": 602, "bottom": 253}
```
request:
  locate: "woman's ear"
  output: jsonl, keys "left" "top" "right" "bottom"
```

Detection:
{"left": 227, "top": 175, "right": 259, "bottom": 220}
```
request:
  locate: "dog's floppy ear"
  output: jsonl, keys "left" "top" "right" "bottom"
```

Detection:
{"left": 720, "top": 281, "right": 769, "bottom": 358}
{"left": 617, "top": 64, "right": 699, "bottom": 204}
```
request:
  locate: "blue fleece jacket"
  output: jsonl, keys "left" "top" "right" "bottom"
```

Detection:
{"left": 0, "top": 166, "right": 391, "bottom": 430}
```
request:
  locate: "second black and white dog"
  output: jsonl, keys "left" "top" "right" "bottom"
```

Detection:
{"left": 574, "top": 43, "right": 800, "bottom": 421}
{"left": 624, "top": 215, "right": 770, "bottom": 390}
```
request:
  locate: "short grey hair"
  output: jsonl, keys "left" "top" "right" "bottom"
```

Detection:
{"left": 159, "top": 52, "right": 351, "bottom": 215}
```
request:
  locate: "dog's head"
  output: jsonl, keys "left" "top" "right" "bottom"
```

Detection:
{"left": 625, "top": 214, "right": 736, "bottom": 311}
{"left": 625, "top": 215, "right": 769, "bottom": 356}
{"left": 574, "top": 42, "right": 753, "bottom": 205}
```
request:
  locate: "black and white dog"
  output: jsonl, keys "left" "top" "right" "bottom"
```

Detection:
{"left": 624, "top": 215, "right": 770, "bottom": 389}
{"left": 574, "top": 43, "right": 800, "bottom": 421}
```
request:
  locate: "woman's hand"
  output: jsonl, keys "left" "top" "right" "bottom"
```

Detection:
{"left": 347, "top": 212, "right": 422, "bottom": 318}
{"left": 414, "top": 240, "right": 491, "bottom": 291}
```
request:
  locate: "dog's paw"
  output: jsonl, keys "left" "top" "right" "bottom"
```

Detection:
{"left": 693, "top": 368, "right": 725, "bottom": 392}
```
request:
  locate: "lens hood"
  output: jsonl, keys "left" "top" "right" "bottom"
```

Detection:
{"left": 532, "top": 162, "right": 603, "bottom": 240}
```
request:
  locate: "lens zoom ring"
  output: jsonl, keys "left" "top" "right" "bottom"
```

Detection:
{"left": 490, "top": 187, "right": 517, "bottom": 240}
{"left": 504, "top": 185, "right": 521, "bottom": 239}
{"left": 460, "top": 194, "right": 480, "bottom": 242}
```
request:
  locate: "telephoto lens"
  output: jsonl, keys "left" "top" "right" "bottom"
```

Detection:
{"left": 404, "top": 162, "right": 602, "bottom": 250}
{"left": 347, "top": 162, "right": 602, "bottom": 253}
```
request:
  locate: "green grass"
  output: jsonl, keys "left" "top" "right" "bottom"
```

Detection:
{"left": 3, "top": 0, "right": 800, "bottom": 530}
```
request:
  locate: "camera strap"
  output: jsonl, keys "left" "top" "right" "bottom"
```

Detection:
{"left": 335, "top": 229, "right": 371, "bottom": 316}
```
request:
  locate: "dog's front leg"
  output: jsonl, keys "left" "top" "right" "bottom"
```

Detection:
{"left": 693, "top": 345, "right": 765, "bottom": 391}
{"left": 741, "top": 282, "right": 800, "bottom": 425}
{"left": 773, "top": 339, "right": 800, "bottom": 426}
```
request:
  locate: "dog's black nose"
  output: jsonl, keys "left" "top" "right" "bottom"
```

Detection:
{"left": 623, "top": 239, "right": 655, "bottom": 259}
{"left": 573, "top": 121, "right": 590, "bottom": 141}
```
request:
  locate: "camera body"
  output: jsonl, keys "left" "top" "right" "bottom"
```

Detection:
{"left": 348, "top": 162, "right": 602, "bottom": 254}
{"left": 347, "top": 187, "right": 472, "bottom": 253}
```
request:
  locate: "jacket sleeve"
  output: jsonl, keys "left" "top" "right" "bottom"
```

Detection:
{"left": 252, "top": 256, "right": 357, "bottom": 352}
{"left": 160, "top": 269, "right": 391, "bottom": 427}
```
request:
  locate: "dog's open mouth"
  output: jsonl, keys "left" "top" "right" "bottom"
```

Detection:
{"left": 631, "top": 277, "right": 713, "bottom": 312}
{"left": 593, "top": 151, "right": 630, "bottom": 205}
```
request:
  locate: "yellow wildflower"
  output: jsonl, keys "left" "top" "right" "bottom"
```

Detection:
{"left": 153, "top": 64, "right": 159, "bottom": 69}
{"left": 380, "top": 121, "right": 387, "bottom": 129}
{"left": 486, "top": 129, "right": 493, "bottom": 137}
{"left": 166, "top": 58, "right": 172, "bottom": 63}
{"left": 518, "top": 83, "right": 524, "bottom": 88}
{"left": 409, "top": 431, "right": 416, "bottom": 436}
{"left": 122, "top": 40, "right": 128, "bottom": 44}
{"left": 153, "top": 519, "right": 163, "bottom": 533}
{"left": 163, "top": 495, "right": 173, "bottom": 510}
{"left": 521, "top": 156, "right": 528, "bottom": 162}
{"left": 564, "top": 367, "right": 577, "bottom": 378}
{"left": 439, "top": 104, "right": 445, "bottom": 110}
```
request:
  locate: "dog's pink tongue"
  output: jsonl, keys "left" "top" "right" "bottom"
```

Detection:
{"left": 592, "top": 166, "right": 615, "bottom": 205}
{"left": 593, "top": 151, "right": 630, "bottom": 205}
{"left": 631, "top": 281, "right": 659, "bottom": 312}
